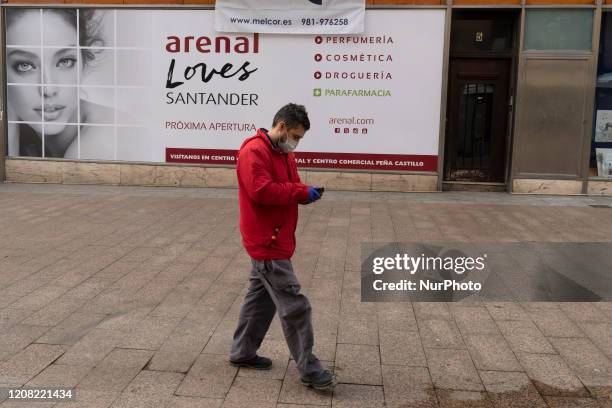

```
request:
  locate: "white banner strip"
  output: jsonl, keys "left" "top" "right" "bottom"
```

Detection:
{"left": 215, "top": 0, "right": 365, "bottom": 34}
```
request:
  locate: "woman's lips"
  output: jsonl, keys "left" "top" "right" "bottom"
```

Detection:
{"left": 34, "top": 106, "right": 65, "bottom": 121}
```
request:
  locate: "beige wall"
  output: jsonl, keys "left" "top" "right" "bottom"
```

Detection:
{"left": 4, "top": 158, "right": 439, "bottom": 193}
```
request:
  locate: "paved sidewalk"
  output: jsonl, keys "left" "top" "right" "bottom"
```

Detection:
{"left": 0, "top": 183, "right": 611, "bottom": 408}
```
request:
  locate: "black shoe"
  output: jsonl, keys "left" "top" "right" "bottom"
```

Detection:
{"left": 229, "top": 355, "right": 272, "bottom": 370}
{"left": 301, "top": 370, "right": 337, "bottom": 390}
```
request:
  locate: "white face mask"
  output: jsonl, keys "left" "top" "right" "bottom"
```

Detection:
{"left": 277, "top": 130, "right": 299, "bottom": 153}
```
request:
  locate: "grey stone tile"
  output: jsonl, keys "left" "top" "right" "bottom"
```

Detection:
{"left": 529, "top": 309, "right": 585, "bottom": 338}
{"left": 27, "top": 363, "right": 91, "bottom": 388}
{"left": 0, "top": 344, "right": 66, "bottom": 386}
{"left": 425, "top": 348, "right": 483, "bottom": 392}
{"left": 332, "top": 384, "right": 384, "bottom": 407}
{"left": 543, "top": 396, "right": 604, "bottom": 408}
{"left": 414, "top": 302, "right": 453, "bottom": 321}
{"left": 77, "top": 348, "right": 153, "bottom": 392}
{"left": 54, "top": 389, "right": 121, "bottom": 408}
{"left": 36, "top": 313, "right": 106, "bottom": 346}
{"left": 0, "top": 325, "right": 49, "bottom": 361}
{"left": 379, "top": 330, "right": 427, "bottom": 367}
{"left": 109, "top": 370, "right": 184, "bottom": 408}
{"left": 376, "top": 303, "right": 419, "bottom": 332}
{"left": 335, "top": 344, "right": 382, "bottom": 385}
{"left": 436, "top": 390, "right": 493, "bottom": 408}
{"left": 55, "top": 329, "right": 122, "bottom": 367}
{"left": 484, "top": 302, "right": 530, "bottom": 321}
{"left": 382, "top": 365, "right": 437, "bottom": 408}
{"left": 337, "top": 318, "right": 378, "bottom": 346}
{"left": 557, "top": 303, "right": 609, "bottom": 323}
{"left": 176, "top": 353, "right": 238, "bottom": 399}
{"left": 497, "top": 320, "right": 556, "bottom": 354}
{"left": 464, "top": 335, "right": 521, "bottom": 371}
{"left": 419, "top": 319, "right": 465, "bottom": 349}
{"left": 451, "top": 305, "right": 500, "bottom": 335}
{"left": 548, "top": 337, "right": 612, "bottom": 399}
{"left": 577, "top": 322, "right": 612, "bottom": 359}
{"left": 166, "top": 396, "right": 223, "bottom": 408}
{"left": 479, "top": 370, "right": 547, "bottom": 408}
{"left": 517, "top": 353, "right": 589, "bottom": 397}
{"left": 224, "top": 377, "right": 282, "bottom": 403}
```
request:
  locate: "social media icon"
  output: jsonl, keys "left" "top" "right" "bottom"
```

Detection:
{"left": 335, "top": 128, "right": 340, "bottom": 133}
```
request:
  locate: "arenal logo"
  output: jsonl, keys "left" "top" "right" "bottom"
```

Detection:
{"left": 308, "top": 0, "right": 323, "bottom": 4}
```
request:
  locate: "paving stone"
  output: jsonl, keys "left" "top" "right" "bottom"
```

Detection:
{"left": 337, "top": 318, "right": 378, "bottom": 346}
{"left": 436, "top": 390, "right": 493, "bottom": 408}
{"left": 334, "top": 344, "right": 382, "bottom": 385}
{"left": 55, "top": 329, "right": 122, "bottom": 367}
{"left": 425, "top": 348, "right": 483, "bottom": 392}
{"left": 577, "top": 322, "right": 612, "bottom": 359}
{"left": 0, "top": 344, "right": 66, "bottom": 386}
{"left": 376, "top": 303, "right": 419, "bottom": 333}
{"left": 414, "top": 302, "right": 453, "bottom": 321}
{"left": 224, "top": 377, "right": 282, "bottom": 403}
{"left": 451, "top": 305, "right": 500, "bottom": 335}
{"left": 557, "top": 303, "right": 609, "bottom": 323}
{"left": 529, "top": 309, "right": 585, "bottom": 338}
{"left": 114, "top": 316, "right": 182, "bottom": 351}
{"left": 166, "top": 396, "right": 223, "bottom": 408}
{"left": 419, "top": 319, "right": 465, "bottom": 349}
{"left": 36, "top": 313, "right": 106, "bottom": 346}
{"left": 517, "top": 353, "right": 589, "bottom": 397}
{"left": 109, "top": 370, "right": 184, "bottom": 408}
{"left": 484, "top": 302, "right": 530, "bottom": 321}
{"left": 54, "top": 389, "right": 121, "bottom": 408}
{"left": 548, "top": 337, "right": 612, "bottom": 399}
{"left": 77, "top": 348, "right": 153, "bottom": 392}
{"left": 0, "top": 325, "right": 49, "bottom": 361}
{"left": 20, "top": 298, "right": 86, "bottom": 327}
{"left": 497, "top": 320, "right": 556, "bottom": 354}
{"left": 543, "top": 396, "right": 604, "bottom": 408}
{"left": 176, "top": 353, "right": 238, "bottom": 399}
{"left": 464, "top": 334, "right": 521, "bottom": 371}
{"left": 479, "top": 370, "right": 547, "bottom": 408}
{"left": 379, "top": 330, "right": 427, "bottom": 367}
{"left": 382, "top": 365, "right": 437, "bottom": 408}
{"left": 27, "top": 363, "right": 91, "bottom": 388}
{"left": 278, "top": 360, "right": 333, "bottom": 406}
{"left": 332, "top": 384, "right": 384, "bottom": 407}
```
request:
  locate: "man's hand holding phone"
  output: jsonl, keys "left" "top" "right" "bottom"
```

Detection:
{"left": 304, "top": 186, "right": 324, "bottom": 204}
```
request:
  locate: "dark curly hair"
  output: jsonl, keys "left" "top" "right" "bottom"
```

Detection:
{"left": 272, "top": 103, "right": 311, "bottom": 131}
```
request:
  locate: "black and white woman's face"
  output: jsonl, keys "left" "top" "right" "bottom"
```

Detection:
{"left": 6, "top": 10, "right": 80, "bottom": 134}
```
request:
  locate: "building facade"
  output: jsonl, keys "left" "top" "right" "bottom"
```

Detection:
{"left": 0, "top": 0, "right": 610, "bottom": 195}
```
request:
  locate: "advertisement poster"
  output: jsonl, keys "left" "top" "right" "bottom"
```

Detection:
{"left": 215, "top": 0, "right": 365, "bottom": 34}
{"left": 5, "top": 9, "right": 444, "bottom": 172}
{"left": 596, "top": 148, "right": 612, "bottom": 178}
{"left": 595, "top": 109, "right": 612, "bottom": 142}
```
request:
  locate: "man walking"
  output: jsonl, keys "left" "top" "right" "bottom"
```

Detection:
{"left": 228, "top": 103, "right": 336, "bottom": 390}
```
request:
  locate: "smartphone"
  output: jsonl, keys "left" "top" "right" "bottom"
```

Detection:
{"left": 315, "top": 187, "right": 325, "bottom": 195}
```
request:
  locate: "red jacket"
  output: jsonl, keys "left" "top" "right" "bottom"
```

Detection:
{"left": 236, "top": 128, "right": 310, "bottom": 260}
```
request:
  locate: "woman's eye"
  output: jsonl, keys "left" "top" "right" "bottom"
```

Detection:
{"left": 57, "top": 57, "right": 76, "bottom": 68}
{"left": 13, "top": 61, "right": 36, "bottom": 73}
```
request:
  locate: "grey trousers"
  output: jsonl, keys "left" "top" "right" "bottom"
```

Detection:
{"left": 229, "top": 258, "right": 323, "bottom": 378}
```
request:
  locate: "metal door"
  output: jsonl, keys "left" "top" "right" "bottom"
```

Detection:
{"left": 445, "top": 58, "right": 511, "bottom": 182}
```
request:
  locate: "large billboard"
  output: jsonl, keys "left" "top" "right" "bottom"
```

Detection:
{"left": 4, "top": 9, "right": 445, "bottom": 172}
